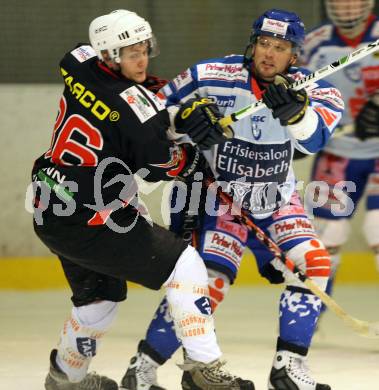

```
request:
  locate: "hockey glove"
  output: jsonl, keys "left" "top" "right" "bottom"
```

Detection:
{"left": 293, "top": 149, "right": 309, "bottom": 160}
{"left": 262, "top": 74, "right": 309, "bottom": 126}
{"left": 175, "top": 143, "right": 206, "bottom": 181}
{"left": 355, "top": 95, "right": 379, "bottom": 140}
{"left": 259, "top": 262, "right": 285, "bottom": 284}
{"left": 174, "top": 97, "right": 230, "bottom": 150}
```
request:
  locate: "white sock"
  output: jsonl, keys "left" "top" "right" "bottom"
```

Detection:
{"left": 55, "top": 300, "right": 118, "bottom": 382}
{"left": 164, "top": 245, "right": 222, "bottom": 363}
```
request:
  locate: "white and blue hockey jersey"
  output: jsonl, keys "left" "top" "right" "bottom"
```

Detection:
{"left": 161, "top": 55, "right": 344, "bottom": 218}
{"left": 301, "top": 15, "right": 379, "bottom": 159}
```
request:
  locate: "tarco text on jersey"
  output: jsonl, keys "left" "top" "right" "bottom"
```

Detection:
{"left": 60, "top": 67, "right": 114, "bottom": 121}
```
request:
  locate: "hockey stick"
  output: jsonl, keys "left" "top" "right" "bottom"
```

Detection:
{"left": 204, "top": 177, "right": 379, "bottom": 338}
{"left": 219, "top": 38, "right": 379, "bottom": 134}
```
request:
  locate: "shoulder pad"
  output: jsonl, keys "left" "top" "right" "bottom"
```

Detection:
{"left": 196, "top": 57, "right": 247, "bottom": 83}
{"left": 288, "top": 66, "right": 311, "bottom": 79}
{"left": 70, "top": 45, "right": 96, "bottom": 63}
{"left": 304, "top": 24, "right": 333, "bottom": 47}
{"left": 169, "top": 69, "right": 193, "bottom": 92}
{"left": 303, "top": 24, "right": 333, "bottom": 58}
{"left": 119, "top": 84, "right": 165, "bottom": 123}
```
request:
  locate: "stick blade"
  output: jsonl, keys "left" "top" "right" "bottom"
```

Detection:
{"left": 349, "top": 318, "right": 379, "bottom": 338}
{"left": 365, "top": 321, "right": 379, "bottom": 339}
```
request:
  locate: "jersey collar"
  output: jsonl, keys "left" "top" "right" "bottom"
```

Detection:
{"left": 250, "top": 64, "right": 270, "bottom": 100}
{"left": 97, "top": 61, "right": 122, "bottom": 79}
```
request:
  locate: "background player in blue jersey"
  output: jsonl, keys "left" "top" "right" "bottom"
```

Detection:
{"left": 300, "top": 0, "right": 379, "bottom": 311}
{"left": 122, "top": 9, "right": 344, "bottom": 390}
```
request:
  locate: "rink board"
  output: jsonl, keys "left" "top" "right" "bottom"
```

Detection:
{"left": 0, "top": 251, "right": 378, "bottom": 289}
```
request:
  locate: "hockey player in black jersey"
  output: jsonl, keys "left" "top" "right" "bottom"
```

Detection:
{"left": 32, "top": 9, "right": 254, "bottom": 390}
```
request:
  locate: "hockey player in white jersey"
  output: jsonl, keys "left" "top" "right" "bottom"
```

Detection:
{"left": 300, "top": 0, "right": 379, "bottom": 311}
{"left": 121, "top": 9, "right": 344, "bottom": 390}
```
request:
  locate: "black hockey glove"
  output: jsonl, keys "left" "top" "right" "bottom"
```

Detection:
{"left": 355, "top": 96, "right": 379, "bottom": 140}
{"left": 259, "top": 262, "right": 285, "bottom": 284}
{"left": 262, "top": 74, "right": 309, "bottom": 126}
{"left": 174, "top": 97, "right": 230, "bottom": 150}
{"left": 143, "top": 75, "right": 168, "bottom": 93}
{"left": 176, "top": 143, "right": 206, "bottom": 181}
{"left": 293, "top": 149, "right": 309, "bottom": 160}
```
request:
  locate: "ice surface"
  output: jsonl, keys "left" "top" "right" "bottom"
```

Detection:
{"left": 0, "top": 286, "right": 378, "bottom": 390}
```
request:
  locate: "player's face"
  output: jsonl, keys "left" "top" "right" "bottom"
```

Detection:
{"left": 119, "top": 42, "right": 149, "bottom": 83}
{"left": 327, "top": 0, "right": 367, "bottom": 22}
{"left": 252, "top": 36, "right": 296, "bottom": 82}
{"left": 328, "top": 0, "right": 369, "bottom": 20}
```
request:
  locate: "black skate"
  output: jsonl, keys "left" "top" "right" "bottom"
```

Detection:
{"left": 180, "top": 357, "right": 254, "bottom": 390}
{"left": 45, "top": 349, "right": 118, "bottom": 390}
{"left": 268, "top": 350, "right": 331, "bottom": 390}
{"left": 120, "top": 351, "right": 166, "bottom": 390}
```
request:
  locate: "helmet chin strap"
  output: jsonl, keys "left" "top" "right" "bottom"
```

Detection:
{"left": 100, "top": 57, "right": 122, "bottom": 76}
{"left": 243, "top": 43, "right": 254, "bottom": 69}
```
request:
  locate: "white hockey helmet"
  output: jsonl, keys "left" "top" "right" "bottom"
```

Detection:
{"left": 89, "top": 9, "right": 159, "bottom": 63}
{"left": 325, "top": 0, "right": 375, "bottom": 30}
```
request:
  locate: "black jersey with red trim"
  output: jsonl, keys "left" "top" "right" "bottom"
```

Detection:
{"left": 32, "top": 44, "right": 179, "bottom": 224}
